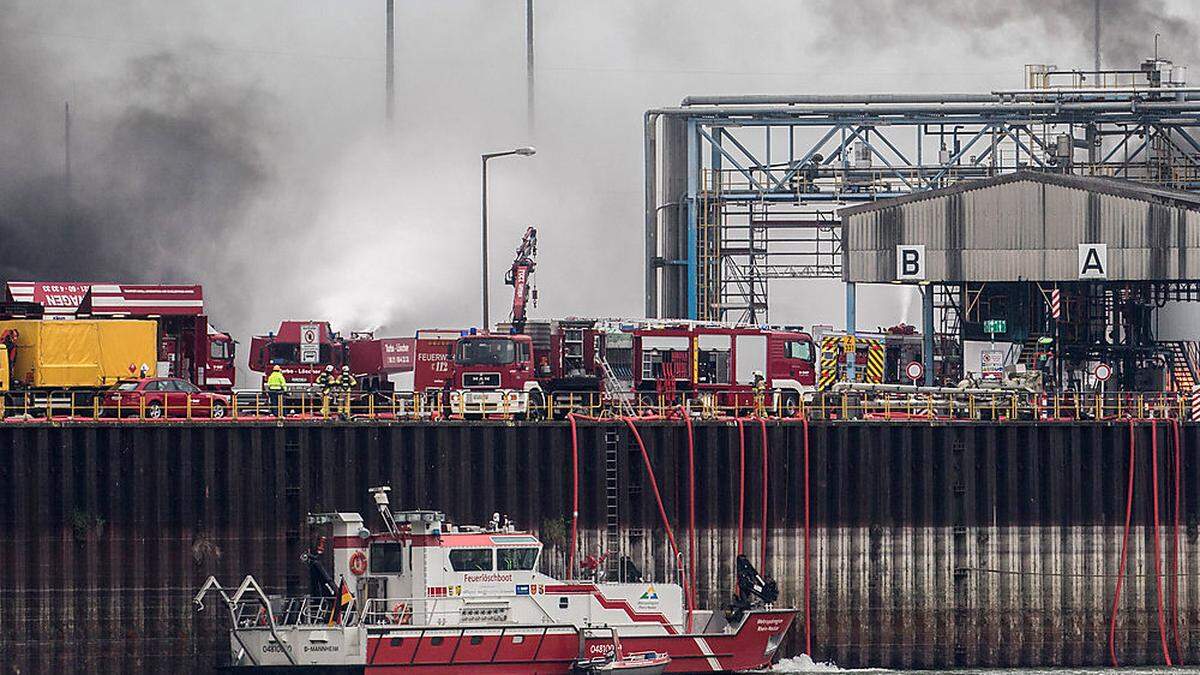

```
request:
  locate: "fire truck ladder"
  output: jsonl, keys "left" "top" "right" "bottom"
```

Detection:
{"left": 603, "top": 430, "right": 622, "bottom": 581}
{"left": 598, "top": 354, "right": 636, "bottom": 417}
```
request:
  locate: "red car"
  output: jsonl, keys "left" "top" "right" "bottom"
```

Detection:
{"left": 101, "top": 377, "right": 231, "bottom": 419}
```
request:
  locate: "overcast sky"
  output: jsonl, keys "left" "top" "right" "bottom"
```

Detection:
{"left": 3, "top": 0, "right": 1198, "bottom": 353}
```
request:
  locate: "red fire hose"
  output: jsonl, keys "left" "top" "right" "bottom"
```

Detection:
{"left": 802, "top": 415, "right": 812, "bottom": 657}
{"left": 1150, "top": 423, "right": 1174, "bottom": 666}
{"left": 1108, "top": 420, "right": 1137, "bottom": 668}
{"left": 622, "top": 417, "right": 692, "bottom": 626}
{"left": 567, "top": 413, "right": 581, "bottom": 580}
{"left": 683, "top": 410, "right": 698, "bottom": 633}
{"left": 737, "top": 418, "right": 746, "bottom": 556}
{"left": 1170, "top": 418, "right": 1184, "bottom": 664}
{"left": 759, "top": 417, "right": 769, "bottom": 571}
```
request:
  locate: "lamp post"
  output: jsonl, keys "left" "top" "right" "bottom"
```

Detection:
{"left": 481, "top": 146, "right": 536, "bottom": 330}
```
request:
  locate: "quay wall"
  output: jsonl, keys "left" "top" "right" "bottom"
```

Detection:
{"left": 1, "top": 420, "right": 1197, "bottom": 671}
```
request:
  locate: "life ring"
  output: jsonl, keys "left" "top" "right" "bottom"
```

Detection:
{"left": 389, "top": 601, "right": 411, "bottom": 625}
{"left": 349, "top": 551, "right": 368, "bottom": 576}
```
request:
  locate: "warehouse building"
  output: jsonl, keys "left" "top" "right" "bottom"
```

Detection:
{"left": 841, "top": 170, "right": 1200, "bottom": 390}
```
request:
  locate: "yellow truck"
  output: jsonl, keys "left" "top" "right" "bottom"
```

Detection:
{"left": 0, "top": 319, "right": 158, "bottom": 415}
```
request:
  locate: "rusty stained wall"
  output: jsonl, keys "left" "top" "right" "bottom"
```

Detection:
{"left": 1, "top": 421, "right": 1198, "bottom": 672}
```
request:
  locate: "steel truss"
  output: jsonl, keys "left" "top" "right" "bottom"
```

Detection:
{"left": 646, "top": 87, "right": 1200, "bottom": 323}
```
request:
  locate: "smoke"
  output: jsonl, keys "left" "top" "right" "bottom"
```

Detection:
{"left": 0, "top": 14, "right": 275, "bottom": 334}
{"left": 2, "top": 0, "right": 1199, "bottom": 362}
{"left": 810, "top": 0, "right": 1198, "bottom": 70}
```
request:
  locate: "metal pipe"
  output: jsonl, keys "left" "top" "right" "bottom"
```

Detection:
{"left": 830, "top": 382, "right": 1039, "bottom": 395}
{"left": 682, "top": 93, "right": 1001, "bottom": 106}
{"left": 922, "top": 287, "right": 935, "bottom": 386}
{"left": 385, "top": 0, "right": 394, "bottom": 123}
{"left": 525, "top": 0, "right": 534, "bottom": 136}
{"left": 648, "top": 100, "right": 1200, "bottom": 117}
{"left": 845, "top": 282, "right": 857, "bottom": 381}
{"left": 680, "top": 91, "right": 1200, "bottom": 108}
{"left": 481, "top": 156, "right": 490, "bottom": 328}
{"left": 644, "top": 111, "right": 658, "bottom": 318}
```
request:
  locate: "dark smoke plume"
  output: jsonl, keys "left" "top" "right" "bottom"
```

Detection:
{"left": 0, "top": 24, "right": 271, "bottom": 299}
{"left": 812, "top": 0, "right": 1197, "bottom": 71}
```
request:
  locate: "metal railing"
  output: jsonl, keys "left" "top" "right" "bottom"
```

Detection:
{"left": 3, "top": 387, "right": 1197, "bottom": 423}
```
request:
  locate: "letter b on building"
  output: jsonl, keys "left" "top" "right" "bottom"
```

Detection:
{"left": 896, "top": 245, "right": 926, "bottom": 281}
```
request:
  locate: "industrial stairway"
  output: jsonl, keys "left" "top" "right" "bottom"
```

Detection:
{"left": 1019, "top": 335, "right": 1046, "bottom": 370}
{"left": 1163, "top": 341, "right": 1197, "bottom": 391}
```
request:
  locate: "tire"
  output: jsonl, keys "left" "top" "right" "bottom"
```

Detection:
{"left": 525, "top": 392, "right": 546, "bottom": 421}
{"left": 146, "top": 402, "right": 164, "bottom": 419}
{"left": 210, "top": 401, "right": 227, "bottom": 419}
{"left": 780, "top": 392, "right": 800, "bottom": 418}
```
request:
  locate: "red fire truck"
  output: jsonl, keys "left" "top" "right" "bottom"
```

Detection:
{"left": 247, "top": 320, "right": 414, "bottom": 392}
{"left": 3, "top": 281, "right": 236, "bottom": 392}
{"left": 444, "top": 319, "right": 818, "bottom": 418}
{"left": 444, "top": 319, "right": 632, "bottom": 419}
{"left": 632, "top": 325, "right": 817, "bottom": 414}
{"left": 411, "top": 329, "right": 463, "bottom": 393}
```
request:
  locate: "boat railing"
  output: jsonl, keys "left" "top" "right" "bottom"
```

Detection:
{"left": 194, "top": 575, "right": 301, "bottom": 667}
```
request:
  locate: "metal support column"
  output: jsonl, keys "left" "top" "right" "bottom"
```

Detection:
{"left": 845, "top": 282, "right": 857, "bottom": 380}
{"left": 686, "top": 119, "right": 700, "bottom": 319}
{"left": 645, "top": 113, "right": 658, "bottom": 317}
{"left": 923, "top": 285, "right": 935, "bottom": 386}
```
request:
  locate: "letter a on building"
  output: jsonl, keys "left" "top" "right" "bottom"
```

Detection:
{"left": 1078, "top": 243, "right": 1107, "bottom": 279}
{"left": 896, "top": 245, "right": 926, "bottom": 281}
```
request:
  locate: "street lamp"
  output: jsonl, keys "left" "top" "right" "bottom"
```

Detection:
{"left": 481, "top": 146, "right": 536, "bottom": 330}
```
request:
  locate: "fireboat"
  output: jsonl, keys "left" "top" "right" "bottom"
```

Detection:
{"left": 195, "top": 486, "right": 795, "bottom": 673}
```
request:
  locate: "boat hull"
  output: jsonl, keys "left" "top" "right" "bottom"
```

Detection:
{"left": 360, "top": 610, "right": 794, "bottom": 673}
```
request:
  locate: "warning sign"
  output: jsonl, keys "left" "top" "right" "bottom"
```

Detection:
{"left": 980, "top": 349, "right": 1004, "bottom": 379}
{"left": 299, "top": 323, "right": 320, "bottom": 364}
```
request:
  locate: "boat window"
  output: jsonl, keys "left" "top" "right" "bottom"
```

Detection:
{"left": 449, "top": 548, "right": 493, "bottom": 571}
{"left": 370, "top": 542, "right": 403, "bottom": 574}
{"left": 496, "top": 547, "right": 538, "bottom": 571}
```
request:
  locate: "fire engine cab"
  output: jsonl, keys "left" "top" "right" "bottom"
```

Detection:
{"left": 446, "top": 332, "right": 546, "bottom": 418}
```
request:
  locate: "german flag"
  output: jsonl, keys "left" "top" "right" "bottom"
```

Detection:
{"left": 329, "top": 576, "right": 353, "bottom": 626}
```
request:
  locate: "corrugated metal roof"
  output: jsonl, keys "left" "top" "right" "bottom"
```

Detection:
{"left": 841, "top": 171, "right": 1200, "bottom": 283}
{"left": 841, "top": 170, "right": 1200, "bottom": 216}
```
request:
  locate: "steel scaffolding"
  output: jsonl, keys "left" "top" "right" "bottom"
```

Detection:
{"left": 645, "top": 63, "right": 1200, "bottom": 324}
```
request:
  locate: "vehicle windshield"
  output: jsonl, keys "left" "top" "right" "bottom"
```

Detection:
{"left": 115, "top": 381, "right": 139, "bottom": 392}
{"left": 455, "top": 338, "right": 517, "bottom": 365}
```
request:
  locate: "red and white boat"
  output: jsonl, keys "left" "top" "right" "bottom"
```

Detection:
{"left": 195, "top": 486, "right": 794, "bottom": 673}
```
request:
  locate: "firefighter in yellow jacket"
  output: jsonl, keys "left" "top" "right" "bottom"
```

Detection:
{"left": 336, "top": 365, "right": 357, "bottom": 417}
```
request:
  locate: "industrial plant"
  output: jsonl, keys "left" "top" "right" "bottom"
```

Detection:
{"left": 4, "top": 2, "right": 1200, "bottom": 673}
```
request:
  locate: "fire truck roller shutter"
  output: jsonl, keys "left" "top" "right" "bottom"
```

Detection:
{"left": 734, "top": 335, "right": 767, "bottom": 385}
{"left": 697, "top": 334, "right": 732, "bottom": 384}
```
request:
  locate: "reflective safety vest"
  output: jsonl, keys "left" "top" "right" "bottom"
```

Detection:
{"left": 266, "top": 371, "right": 287, "bottom": 391}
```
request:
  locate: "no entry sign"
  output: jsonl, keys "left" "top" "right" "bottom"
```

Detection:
{"left": 905, "top": 360, "right": 924, "bottom": 383}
